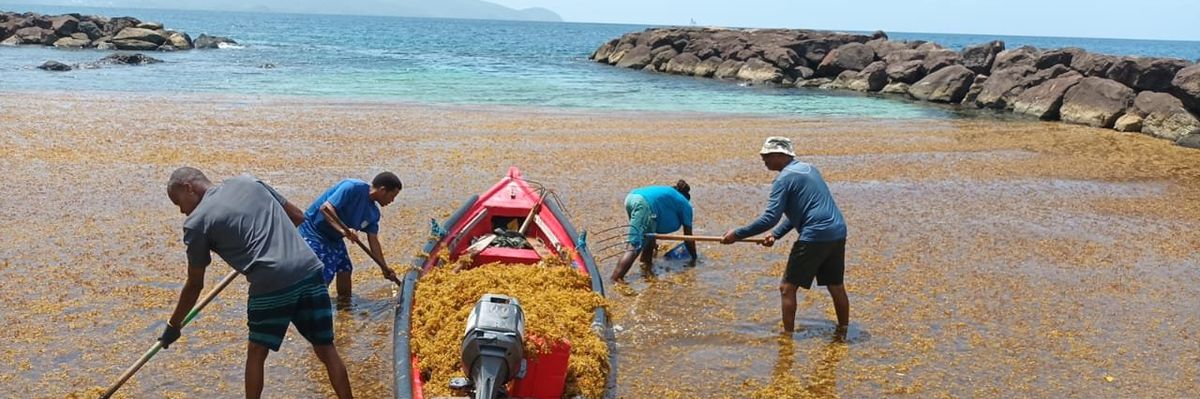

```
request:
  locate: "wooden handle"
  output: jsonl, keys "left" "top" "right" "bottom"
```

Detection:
{"left": 101, "top": 270, "right": 239, "bottom": 398}
{"left": 646, "top": 234, "right": 766, "bottom": 243}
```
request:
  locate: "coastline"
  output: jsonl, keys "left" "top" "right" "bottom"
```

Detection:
{"left": 3, "top": 93, "right": 1199, "bottom": 397}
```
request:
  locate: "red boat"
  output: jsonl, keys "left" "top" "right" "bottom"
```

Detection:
{"left": 393, "top": 166, "right": 616, "bottom": 399}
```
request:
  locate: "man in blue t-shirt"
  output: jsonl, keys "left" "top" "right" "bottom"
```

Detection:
{"left": 722, "top": 137, "right": 850, "bottom": 334}
{"left": 299, "top": 172, "right": 403, "bottom": 300}
{"left": 611, "top": 180, "right": 697, "bottom": 283}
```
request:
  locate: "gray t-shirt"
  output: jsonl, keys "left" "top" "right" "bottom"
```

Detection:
{"left": 183, "top": 175, "right": 323, "bottom": 295}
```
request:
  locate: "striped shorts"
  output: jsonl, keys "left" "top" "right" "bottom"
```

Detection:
{"left": 246, "top": 272, "right": 334, "bottom": 351}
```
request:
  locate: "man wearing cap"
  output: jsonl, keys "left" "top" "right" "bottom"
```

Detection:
{"left": 721, "top": 137, "right": 849, "bottom": 334}
{"left": 611, "top": 180, "right": 697, "bottom": 283}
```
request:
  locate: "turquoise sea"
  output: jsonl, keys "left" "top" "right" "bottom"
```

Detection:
{"left": 2, "top": 5, "right": 1198, "bottom": 118}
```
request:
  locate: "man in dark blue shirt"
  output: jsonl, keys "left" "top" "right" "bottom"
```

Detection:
{"left": 722, "top": 137, "right": 850, "bottom": 334}
{"left": 299, "top": 172, "right": 402, "bottom": 300}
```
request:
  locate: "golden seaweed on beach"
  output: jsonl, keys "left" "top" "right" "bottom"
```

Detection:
{"left": 410, "top": 259, "right": 609, "bottom": 398}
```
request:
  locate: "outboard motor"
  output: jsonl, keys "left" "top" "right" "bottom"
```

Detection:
{"left": 460, "top": 294, "right": 526, "bottom": 399}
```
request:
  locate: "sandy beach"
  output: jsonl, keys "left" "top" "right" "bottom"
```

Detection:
{"left": 2, "top": 92, "right": 1198, "bottom": 398}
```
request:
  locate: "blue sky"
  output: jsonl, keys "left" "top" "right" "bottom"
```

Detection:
{"left": 490, "top": 0, "right": 1199, "bottom": 41}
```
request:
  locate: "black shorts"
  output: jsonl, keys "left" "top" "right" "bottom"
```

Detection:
{"left": 784, "top": 240, "right": 846, "bottom": 289}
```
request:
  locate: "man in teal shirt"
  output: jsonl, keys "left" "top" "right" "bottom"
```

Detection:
{"left": 722, "top": 137, "right": 850, "bottom": 334}
{"left": 611, "top": 180, "right": 698, "bottom": 282}
{"left": 299, "top": 172, "right": 402, "bottom": 300}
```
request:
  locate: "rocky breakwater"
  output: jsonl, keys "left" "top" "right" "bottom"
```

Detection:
{"left": 0, "top": 11, "right": 236, "bottom": 51}
{"left": 591, "top": 27, "right": 1200, "bottom": 147}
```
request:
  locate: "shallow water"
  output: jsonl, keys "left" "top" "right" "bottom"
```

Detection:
{"left": 1, "top": 94, "right": 1199, "bottom": 398}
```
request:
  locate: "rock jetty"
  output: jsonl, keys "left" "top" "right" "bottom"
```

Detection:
{"left": 591, "top": 27, "right": 1200, "bottom": 147}
{"left": 0, "top": 11, "right": 235, "bottom": 51}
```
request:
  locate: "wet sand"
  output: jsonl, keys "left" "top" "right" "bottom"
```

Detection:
{"left": 2, "top": 93, "right": 1198, "bottom": 398}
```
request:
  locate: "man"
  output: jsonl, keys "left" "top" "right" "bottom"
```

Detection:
{"left": 611, "top": 180, "right": 697, "bottom": 282}
{"left": 162, "top": 167, "right": 352, "bottom": 399}
{"left": 721, "top": 137, "right": 850, "bottom": 334}
{"left": 299, "top": 173, "right": 402, "bottom": 299}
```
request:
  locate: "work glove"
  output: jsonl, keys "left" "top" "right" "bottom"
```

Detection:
{"left": 159, "top": 323, "right": 182, "bottom": 349}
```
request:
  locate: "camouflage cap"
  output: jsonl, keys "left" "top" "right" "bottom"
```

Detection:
{"left": 759, "top": 136, "right": 796, "bottom": 157}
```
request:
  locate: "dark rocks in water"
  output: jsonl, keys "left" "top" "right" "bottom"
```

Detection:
{"left": 194, "top": 33, "right": 237, "bottom": 49}
{"left": 1133, "top": 91, "right": 1200, "bottom": 140}
{"left": 99, "top": 53, "right": 163, "bottom": 65}
{"left": 1107, "top": 57, "right": 1191, "bottom": 92}
{"left": 1012, "top": 72, "right": 1084, "bottom": 120}
{"left": 0, "top": 11, "right": 228, "bottom": 52}
{"left": 816, "top": 42, "right": 874, "bottom": 77}
{"left": 1172, "top": 64, "right": 1200, "bottom": 113}
{"left": 259, "top": 63, "right": 277, "bottom": 69}
{"left": 37, "top": 60, "right": 72, "bottom": 71}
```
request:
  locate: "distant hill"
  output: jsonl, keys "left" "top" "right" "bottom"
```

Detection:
{"left": 2, "top": 0, "right": 564, "bottom": 22}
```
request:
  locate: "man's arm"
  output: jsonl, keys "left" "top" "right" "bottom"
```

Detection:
{"left": 367, "top": 234, "right": 398, "bottom": 283}
{"left": 771, "top": 216, "right": 795, "bottom": 240}
{"left": 283, "top": 200, "right": 305, "bottom": 227}
{"left": 732, "top": 179, "right": 789, "bottom": 239}
{"left": 159, "top": 264, "right": 206, "bottom": 349}
{"left": 320, "top": 201, "right": 361, "bottom": 245}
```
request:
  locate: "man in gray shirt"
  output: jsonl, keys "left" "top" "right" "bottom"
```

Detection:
{"left": 162, "top": 167, "right": 352, "bottom": 399}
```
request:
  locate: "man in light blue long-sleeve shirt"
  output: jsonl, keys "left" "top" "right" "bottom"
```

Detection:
{"left": 722, "top": 137, "right": 850, "bottom": 334}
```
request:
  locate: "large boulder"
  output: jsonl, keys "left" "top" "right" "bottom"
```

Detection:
{"left": 112, "top": 39, "right": 159, "bottom": 51}
{"left": 1059, "top": 77, "right": 1136, "bottom": 128}
{"left": 52, "top": 36, "right": 89, "bottom": 48}
{"left": 1070, "top": 52, "right": 1118, "bottom": 77}
{"left": 165, "top": 31, "right": 193, "bottom": 49}
{"left": 866, "top": 38, "right": 910, "bottom": 60}
{"left": 14, "top": 26, "right": 52, "bottom": 45}
{"left": 49, "top": 15, "right": 78, "bottom": 36}
{"left": 1011, "top": 72, "right": 1084, "bottom": 120}
{"left": 793, "top": 38, "right": 838, "bottom": 65}
{"left": 103, "top": 16, "right": 140, "bottom": 35}
{"left": 74, "top": 20, "right": 101, "bottom": 40}
{"left": 881, "top": 82, "right": 911, "bottom": 95}
{"left": 194, "top": 33, "right": 237, "bottom": 49}
{"left": 762, "top": 46, "right": 802, "bottom": 70}
{"left": 614, "top": 45, "right": 652, "bottom": 69}
{"left": 922, "top": 49, "right": 961, "bottom": 74}
{"left": 649, "top": 47, "right": 678, "bottom": 70}
{"left": 886, "top": 60, "right": 925, "bottom": 84}
{"left": 664, "top": 52, "right": 702, "bottom": 75}
{"left": 591, "top": 38, "right": 617, "bottom": 62}
{"left": 816, "top": 42, "right": 874, "bottom": 77}
{"left": 714, "top": 59, "right": 745, "bottom": 79}
{"left": 1106, "top": 57, "right": 1190, "bottom": 92}
{"left": 693, "top": 57, "right": 723, "bottom": 78}
{"left": 113, "top": 27, "right": 166, "bottom": 45}
{"left": 1172, "top": 64, "right": 1200, "bottom": 113}
{"left": 992, "top": 46, "right": 1040, "bottom": 71}
{"left": 974, "top": 65, "right": 1037, "bottom": 108}
{"left": 909, "top": 65, "right": 976, "bottom": 103}
{"left": 1035, "top": 48, "right": 1083, "bottom": 69}
{"left": 135, "top": 21, "right": 163, "bottom": 30}
{"left": 961, "top": 40, "right": 1004, "bottom": 74}
{"left": 1133, "top": 91, "right": 1200, "bottom": 140}
{"left": 736, "top": 58, "right": 784, "bottom": 83}
{"left": 844, "top": 61, "right": 888, "bottom": 92}
{"left": 0, "top": 36, "right": 19, "bottom": 46}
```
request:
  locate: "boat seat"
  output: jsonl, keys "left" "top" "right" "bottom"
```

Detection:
{"left": 475, "top": 247, "right": 542, "bottom": 265}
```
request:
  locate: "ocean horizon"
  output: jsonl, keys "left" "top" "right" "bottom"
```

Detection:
{"left": 2, "top": 4, "right": 1198, "bottom": 118}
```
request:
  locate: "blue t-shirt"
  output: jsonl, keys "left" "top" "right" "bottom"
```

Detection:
{"left": 630, "top": 185, "right": 694, "bottom": 233}
{"left": 299, "top": 179, "right": 380, "bottom": 244}
{"left": 734, "top": 160, "right": 847, "bottom": 242}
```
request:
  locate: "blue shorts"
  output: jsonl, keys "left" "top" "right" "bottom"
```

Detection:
{"left": 303, "top": 236, "right": 353, "bottom": 283}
